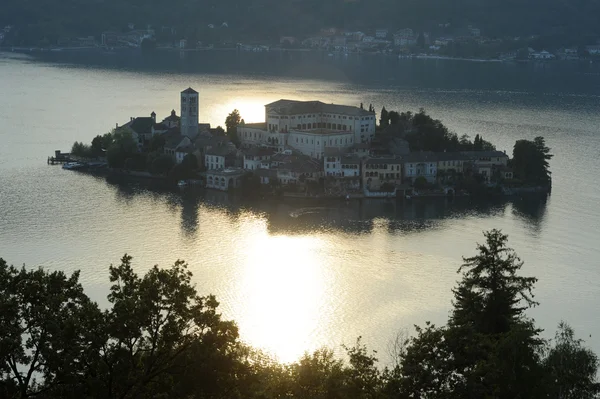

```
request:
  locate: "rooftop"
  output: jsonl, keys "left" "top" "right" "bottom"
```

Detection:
{"left": 291, "top": 128, "right": 353, "bottom": 135}
{"left": 402, "top": 151, "right": 438, "bottom": 163}
{"left": 243, "top": 147, "right": 276, "bottom": 157}
{"left": 324, "top": 147, "right": 347, "bottom": 157}
{"left": 341, "top": 156, "right": 361, "bottom": 164}
{"left": 266, "top": 99, "right": 374, "bottom": 117}
{"left": 163, "top": 110, "right": 180, "bottom": 121}
{"left": 365, "top": 157, "right": 402, "bottom": 165}
{"left": 206, "top": 168, "right": 246, "bottom": 177}
{"left": 207, "top": 146, "right": 236, "bottom": 157}
{"left": 129, "top": 117, "right": 155, "bottom": 134}
{"left": 181, "top": 87, "right": 198, "bottom": 94}
{"left": 242, "top": 122, "right": 267, "bottom": 129}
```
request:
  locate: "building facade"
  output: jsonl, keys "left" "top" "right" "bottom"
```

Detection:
{"left": 205, "top": 168, "right": 246, "bottom": 191}
{"left": 239, "top": 100, "right": 376, "bottom": 159}
{"left": 362, "top": 157, "right": 403, "bottom": 190}
{"left": 403, "top": 152, "right": 438, "bottom": 183}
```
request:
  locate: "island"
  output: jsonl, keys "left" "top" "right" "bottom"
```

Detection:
{"left": 63, "top": 87, "right": 552, "bottom": 200}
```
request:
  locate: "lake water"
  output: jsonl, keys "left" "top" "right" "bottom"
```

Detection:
{"left": 1, "top": 50, "right": 599, "bottom": 363}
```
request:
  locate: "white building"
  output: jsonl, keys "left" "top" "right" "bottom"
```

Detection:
{"left": 205, "top": 146, "right": 236, "bottom": 170}
{"left": 530, "top": 50, "right": 555, "bottom": 60}
{"left": 243, "top": 147, "right": 275, "bottom": 170}
{"left": 180, "top": 87, "right": 199, "bottom": 138}
{"left": 205, "top": 168, "right": 246, "bottom": 191}
{"left": 403, "top": 152, "right": 438, "bottom": 183}
{"left": 341, "top": 157, "right": 361, "bottom": 178}
{"left": 375, "top": 28, "right": 389, "bottom": 39}
{"left": 324, "top": 147, "right": 343, "bottom": 177}
{"left": 239, "top": 99, "right": 376, "bottom": 159}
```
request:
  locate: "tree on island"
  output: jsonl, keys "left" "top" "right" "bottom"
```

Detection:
{"left": 225, "top": 109, "right": 242, "bottom": 146}
{"left": 106, "top": 128, "right": 137, "bottom": 169}
{"left": 388, "top": 111, "right": 400, "bottom": 126}
{"left": 379, "top": 106, "right": 389, "bottom": 128}
{"left": 512, "top": 136, "right": 553, "bottom": 186}
{"left": 214, "top": 126, "right": 226, "bottom": 136}
{"left": 71, "top": 141, "right": 93, "bottom": 158}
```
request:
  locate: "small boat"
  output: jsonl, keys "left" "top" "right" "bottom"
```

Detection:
{"left": 177, "top": 180, "right": 188, "bottom": 187}
{"left": 62, "top": 162, "right": 83, "bottom": 170}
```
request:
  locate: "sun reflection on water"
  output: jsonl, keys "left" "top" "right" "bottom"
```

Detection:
{"left": 236, "top": 227, "right": 330, "bottom": 363}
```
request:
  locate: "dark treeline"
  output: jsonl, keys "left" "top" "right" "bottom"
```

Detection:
{"left": 1, "top": 230, "right": 597, "bottom": 398}
{"left": 378, "top": 107, "right": 496, "bottom": 153}
{"left": 2, "top": 0, "right": 600, "bottom": 47}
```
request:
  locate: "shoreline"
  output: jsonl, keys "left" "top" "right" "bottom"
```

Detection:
{"left": 67, "top": 166, "right": 549, "bottom": 202}
{"left": 1, "top": 46, "right": 593, "bottom": 65}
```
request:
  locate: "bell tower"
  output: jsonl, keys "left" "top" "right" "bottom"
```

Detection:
{"left": 180, "top": 87, "right": 199, "bottom": 138}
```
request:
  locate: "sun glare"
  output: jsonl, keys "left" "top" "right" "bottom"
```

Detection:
{"left": 218, "top": 98, "right": 268, "bottom": 125}
{"left": 236, "top": 231, "right": 330, "bottom": 363}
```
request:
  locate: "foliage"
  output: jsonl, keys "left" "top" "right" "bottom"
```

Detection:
{"left": 148, "top": 153, "right": 175, "bottom": 175}
{"left": 512, "top": 136, "right": 553, "bottom": 186}
{"left": 240, "top": 172, "right": 262, "bottom": 197}
{"left": 396, "top": 230, "right": 548, "bottom": 398}
{"left": 473, "top": 133, "right": 495, "bottom": 151}
{"left": 379, "top": 107, "right": 389, "bottom": 128}
{"left": 450, "top": 229, "right": 539, "bottom": 334}
{"left": 149, "top": 134, "right": 166, "bottom": 153}
{"left": 181, "top": 153, "right": 198, "bottom": 171}
{"left": 71, "top": 141, "right": 93, "bottom": 158}
{"left": 4, "top": 0, "right": 600, "bottom": 48}
{"left": 413, "top": 176, "right": 428, "bottom": 189}
{"left": 0, "top": 258, "right": 103, "bottom": 398}
{"left": 543, "top": 322, "right": 600, "bottom": 399}
{"left": 106, "top": 128, "right": 137, "bottom": 169}
{"left": 215, "top": 126, "right": 226, "bottom": 136}
{"left": 225, "top": 109, "right": 242, "bottom": 146}
{"left": 1, "top": 231, "right": 598, "bottom": 398}
{"left": 376, "top": 108, "right": 499, "bottom": 154}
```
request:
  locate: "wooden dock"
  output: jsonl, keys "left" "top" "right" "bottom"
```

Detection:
{"left": 47, "top": 150, "right": 75, "bottom": 165}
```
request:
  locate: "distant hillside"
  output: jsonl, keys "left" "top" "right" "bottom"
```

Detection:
{"left": 2, "top": 0, "right": 600, "bottom": 46}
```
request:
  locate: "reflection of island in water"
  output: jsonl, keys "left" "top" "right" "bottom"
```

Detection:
{"left": 104, "top": 175, "right": 549, "bottom": 237}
